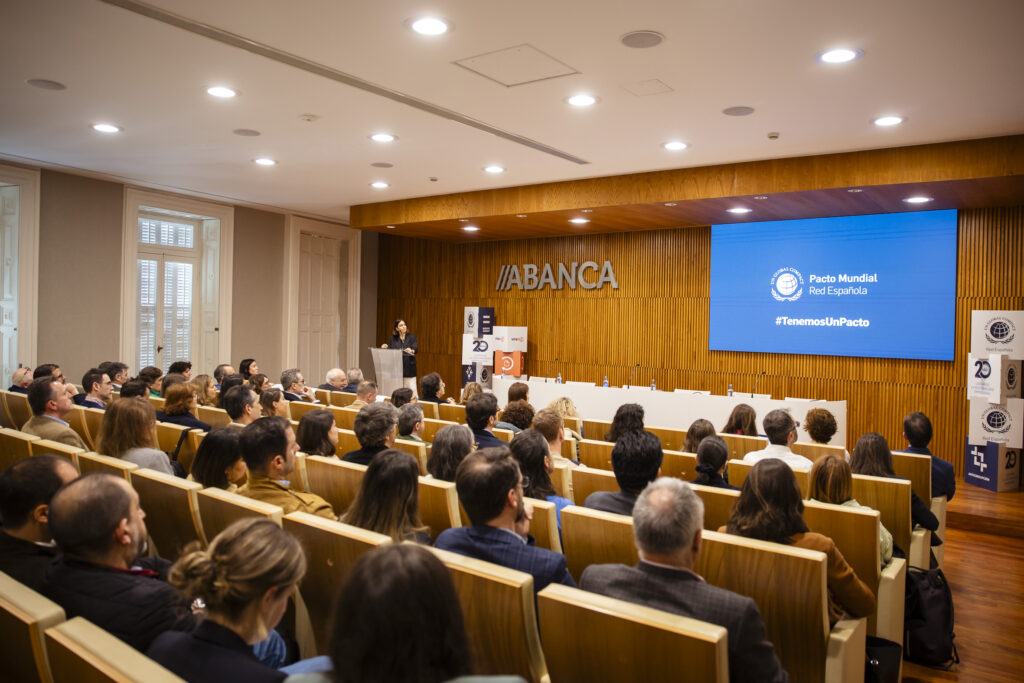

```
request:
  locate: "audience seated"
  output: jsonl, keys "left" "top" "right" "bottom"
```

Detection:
{"left": 281, "top": 368, "right": 316, "bottom": 402}
{"left": 435, "top": 447, "right": 575, "bottom": 593}
{"left": 118, "top": 379, "right": 150, "bottom": 399}
{"left": 532, "top": 408, "right": 580, "bottom": 467}
{"left": 396, "top": 402, "right": 426, "bottom": 442}
{"left": 509, "top": 429, "right": 572, "bottom": 531}
{"left": 296, "top": 409, "right": 339, "bottom": 457}
{"left": 803, "top": 408, "right": 838, "bottom": 445}
{"left": 584, "top": 429, "right": 662, "bottom": 515}
{"left": 390, "top": 386, "right": 414, "bottom": 408}
{"left": 160, "top": 383, "right": 212, "bottom": 431}
{"left": 239, "top": 358, "right": 259, "bottom": 381}
{"left": 580, "top": 477, "right": 788, "bottom": 683}
{"left": 724, "top": 459, "right": 875, "bottom": 625}
{"left": 420, "top": 372, "right": 455, "bottom": 405}
{"left": 42, "top": 473, "right": 199, "bottom": 650}
{"left": 349, "top": 380, "right": 378, "bottom": 409}
{"left": 809, "top": 455, "right": 893, "bottom": 566}
{"left": 96, "top": 398, "right": 175, "bottom": 475}
{"left": 8, "top": 366, "right": 32, "bottom": 393}
{"left": 189, "top": 427, "right": 247, "bottom": 491}
{"left": 507, "top": 381, "right": 529, "bottom": 404}
{"left": 339, "top": 367, "right": 362, "bottom": 394}
{"left": 682, "top": 418, "right": 716, "bottom": 454}
{"left": 137, "top": 366, "right": 164, "bottom": 397}
{"left": 496, "top": 399, "right": 535, "bottom": 434}
{"left": 238, "top": 417, "right": 336, "bottom": 519}
{"left": 223, "top": 385, "right": 261, "bottom": 426}
{"left": 104, "top": 362, "right": 130, "bottom": 391}
{"left": 545, "top": 396, "right": 584, "bottom": 441}
{"left": 213, "top": 363, "right": 235, "bottom": 389}
{"left": 903, "top": 411, "right": 955, "bottom": 501}
{"left": 249, "top": 373, "right": 271, "bottom": 395}
{"left": 340, "top": 449, "right": 430, "bottom": 544}
{"left": 191, "top": 374, "right": 218, "bottom": 407}
{"left": 0, "top": 454, "right": 79, "bottom": 589}
{"left": 148, "top": 518, "right": 306, "bottom": 683}
{"left": 693, "top": 435, "right": 737, "bottom": 490}
{"left": 220, "top": 373, "right": 246, "bottom": 394}
{"left": 460, "top": 381, "right": 483, "bottom": 404}
{"left": 742, "top": 410, "right": 812, "bottom": 470}
{"left": 159, "top": 372, "right": 188, "bottom": 398}
{"left": 604, "top": 403, "right": 644, "bottom": 442}
{"left": 21, "top": 376, "right": 89, "bottom": 450}
{"left": 426, "top": 424, "right": 475, "bottom": 481}
{"left": 260, "top": 388, "right": 288, "bottom": 418}
{"left": 318, "top": 367, "right": 346, "bottom": 392}
{"left": 722, "top": 403, "right": 758, "bottom": 436}
{"left": 168, "top": 361, "right": 192, "bottom": 380}
{"left": 466, "top": 393, "right": 505, "bottom": 449}
{"left": 342, "top": 403, "right": 398, "bottom": 465}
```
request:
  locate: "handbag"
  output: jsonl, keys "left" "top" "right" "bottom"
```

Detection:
{"left": 864, "top": 635, "right": 902, "bottom": 683}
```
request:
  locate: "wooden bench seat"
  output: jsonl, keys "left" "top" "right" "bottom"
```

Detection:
{"left": 46, "top": 617, "right": 184, "bottom": 682}
{"left": 130, "top": 468, "right": 206, "bottom": 559}
{"left": 195, "top": 487, "right": 283, "bottom": 541}
{"left": 0, "top": 570, "right": 66, "bottom": 683}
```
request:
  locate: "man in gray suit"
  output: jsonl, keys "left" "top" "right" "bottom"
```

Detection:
{"left": 21, "top": 377, "right": 88, "bottom": 450}
{"left": 580, "top": 477, "right": 788, "bottom": 683}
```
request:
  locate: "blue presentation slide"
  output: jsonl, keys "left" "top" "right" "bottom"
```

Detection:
{"left": 709, "top": 210, "right": 957, "bottom": 360}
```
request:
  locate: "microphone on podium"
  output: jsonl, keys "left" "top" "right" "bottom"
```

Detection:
{"left": 625, "top": 363, "right": 640, "bottom": 388}
{"left": 750, "top": 370, "right": 767, "bottom": 398}
{"left": 549, "top": 357, "right": 559, "bottom": 382}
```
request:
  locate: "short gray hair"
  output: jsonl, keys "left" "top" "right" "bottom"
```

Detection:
{"left": 397, "top": 402, "right": 424, "bottom": 436}
{"left": 346, "top": 367, "right": 363, "bottom": 383}
{"left": 633, "top": 478, "right": 704, "bottom": 555}
{"left": 325, "top": 368, "right": 344, "bottom": 383}
{"left": 280, "top": 368, "right": 302, "bottom": 389}
{"left": 354, "top": 402, "right": 398, "bottom": 448}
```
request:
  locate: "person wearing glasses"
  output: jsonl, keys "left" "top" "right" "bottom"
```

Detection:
{"left": 280, "top": 368, "right": 316, "bottom": 402}
{"left": 742, "top": 409, "right": 813, "bottom": 470}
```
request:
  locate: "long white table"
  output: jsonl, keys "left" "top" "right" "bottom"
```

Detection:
{"left": 491, "top": 377, "right": 848, "bottom": 448}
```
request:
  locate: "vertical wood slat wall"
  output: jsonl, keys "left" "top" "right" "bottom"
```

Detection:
{"left": 377, "top": 206, "right": 1024, "bottom": 477}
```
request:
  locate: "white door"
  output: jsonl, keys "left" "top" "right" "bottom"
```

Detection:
{"left": 0, "top": 185, "right": 18, "bottom": 384}
{"left": 297, "top": 233, "right": 341, "bottom": 380}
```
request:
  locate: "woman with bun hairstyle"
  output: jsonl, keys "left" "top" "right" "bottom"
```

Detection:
{"left": 693, "top": 435, "right": 737, "bottom": 490}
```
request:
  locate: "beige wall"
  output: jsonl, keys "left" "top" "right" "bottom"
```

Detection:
{"left": 358, "top": 231, "right": 378, "bottom": 379}
{"left": 231, "top": 207, "right": 286, "bottom": 381}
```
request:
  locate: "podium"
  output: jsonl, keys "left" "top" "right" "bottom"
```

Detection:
{"left": 370, "top": 348, "right": 404, "bottom": 399}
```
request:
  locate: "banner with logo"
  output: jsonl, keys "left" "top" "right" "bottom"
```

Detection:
{"left": 463, "top": 307, "right": 494, "bottom": 337}
{"left": 964, "top": 439, "right": 1021, "bottom": 492}
{"left": 968, "top": 397, "right": 1023, "bottom": 448}
{"left": 967, "top": 354, "right": 1012, "bottom": 403}
{"left": 492, "top": 326, "right": 528, "bottom": 352}
{"left": 495, "top": 351, "right": 524, "bottom": 377}
{"left": 971, "top": 310, "right": 1024, "bottom": 358}
{"left": 462, "top": 333, "right": 495, "bottom": 365}
{"left": 461, "top": 363, "right": 492, "bottom": 389}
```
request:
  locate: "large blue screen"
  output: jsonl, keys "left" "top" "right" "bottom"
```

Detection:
{"left": 709, "top": 210, "right": 957, "bottom": 360}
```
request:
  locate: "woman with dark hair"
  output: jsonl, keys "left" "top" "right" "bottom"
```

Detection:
{"left": 380, "top": 318, "right": 418, "bottom": 394}
{"left": 239, "top": 359, "right": 259, "bottom": 381}
{"left": 341, "top": 450, "right": 429, "bottom": 544}
{"left": 809, "top": 454, "right": 893, "bottom": 565}
{"left": 495, "top": 399, "right": 535, "bottom": 434}
{"left": 248, "top": 373, "right": 271, "bottom": 396}
{"left": 682, "top": 418, "right": 717, "bottom": 454}
{"left": 161, "top": 383, "right": 213, "bottom": 431}
{"left": 296, "top": 409, "right": 339, "bottom": 457}
{"left": 509, "top": 429, "right": 572, "bottom": 530}
{"left": 96, "top": 398, "right": 174, "bottom": 475}
{"left": 261, "top": 388, "right": 288, "bottom": 418}
{"left": 693, "top": 435, "right": 737, "bottom": 490}
{"left": 426, "top": 424, "right": 475, "bottom": 481}
{"left": 390, "top": 387, "right": 414, "bottom": 409}
{"left": 190, "top": 427, "right": 247, "bottom": 491}
{"left": 137, "top": 365, "right": 163, "bottom": 398}
{"left": 724, "top": 459, "right": 875, "bottom": 625}
{"left": 604, "top": 403, "right": 645, "bottom": 442}
{"left": 722, "top": 404, "right": 757, "bottom": 436}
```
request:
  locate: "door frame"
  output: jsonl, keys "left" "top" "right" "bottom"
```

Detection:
{"left": 0, "top": 163, "right": 40, "bottom": 370}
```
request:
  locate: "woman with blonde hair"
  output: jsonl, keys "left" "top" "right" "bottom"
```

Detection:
{"left": 148, "top": 518, "right": 306, "bottom": 682}
{"left": 544, "top": 396, "right": 583, "bottom": 441}
{"left": 341, "top": 449, "right": 430, "bottom": 544}
{"left": 809, "top": 454, "right": 893, "bottom": 565}
{"left": 459, "top": 381, "right": 483, "bottom": 404}
{"left": 96, "top": 398, "right": 174, "bottom": 475}
{"left": 191, "top": 374, "right": 218, "bottom": 407}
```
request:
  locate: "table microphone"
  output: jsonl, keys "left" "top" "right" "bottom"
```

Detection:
{"left": 750, "top": 370, "right": 767, "bottom": 398}
{"left": 625, "top": 363, "right": 640, "bottom": 388}
{"left": 549, "top": 357, "right": 559, "bottom": 381}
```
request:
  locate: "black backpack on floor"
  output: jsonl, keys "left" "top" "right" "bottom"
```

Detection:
{"left": 903, "top": 566, "right": 959, "bottom": 668}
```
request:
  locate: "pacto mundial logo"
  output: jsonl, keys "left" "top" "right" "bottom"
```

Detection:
{"left": 770, "top": 267, "right": 804, "bottom": 302}
{"left": 1008, "top": 366, "right": 1018, "bottom": 391}
{"left": 467, "top": 313, "right": 475, "bottom": 329}
{"left": 981, "top": 407, "right": 1012, "bottom": 435}
{"left": 984, "top": 317, "right": 1016, "bottom": 345}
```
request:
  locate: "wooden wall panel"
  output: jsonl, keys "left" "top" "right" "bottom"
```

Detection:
{"left": 377, "top": 207, "right": 1024, "bottom": 478}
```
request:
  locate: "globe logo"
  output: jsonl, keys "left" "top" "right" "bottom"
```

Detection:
{"left": 990, "top": 321, "right": 1010, "bottom": 340}
{"left": 986, "top": 411, "right": 1007, "bottom": 430}
{"left": 1008, "top": 367, "right": 1018, "bottom": 389}
{"left": 985, "top": 317, "right": 1015, "bottom": 344}
{"left": 467, "top": 313, "right": 475, "bottom": 328}
{"left": 502, "top": 356, "right": 514, "bottom": 372}
{"left": 770, "top": 267, "right": 804, "bottom": 301}
{"left": 776, "top": 273, "right": 799, "bottom": 296}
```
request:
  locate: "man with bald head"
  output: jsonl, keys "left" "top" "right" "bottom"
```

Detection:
{"left": 8, "top": 367, "right": 32, "bottom": 393}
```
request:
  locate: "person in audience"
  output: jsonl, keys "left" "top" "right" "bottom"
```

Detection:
{"left": 105, "top": 362, "right": 130, "bottom": 391}
{"left": 248, "top": 373, "right": 271, "bottom": 396}
{"left": 742, "top": 409, "right": 812, "bottom": 469}
{"left": 32, "top": 363, "right": 64, "bottom": 381}
{"left": 191, "top": 374, "right": 218, "bottom": 406}
{"left": 903, "top": 411, "right": 955, "bottom": 501}
{"left": 694, "top": 435, "right": 737, "bottom": 490}
{"left": 420, "top": 372, "right": 455, "bottom": 404}
{"left": 189, "top": 427, "right": 247, "bottom": 491}
{"left": 148, "top": 518, "right": 306, "bottom": 683}
{"left": 168, "top": 361, "right": 192, "bottom": 380}
{"left": 21, "top": 376, "right": 88, "bottom": 449}
{"left": 140, "top": 367, "right": 165, "bottom": 396}
{"left": 281, "top": 368, "right": 316, "bottom": 402}
{"left": 223, "top": 385, "right": 261, "bottom": 427}
{"left": 296, "top": 409, "right": 339, "bottom": 456}
{"left": 544, "top": 396, "right": 583, "bottom": 441}
{"left": 507, "top": 381, "right": 529, "bottom": 403}
{"left": 340, "top": 368, "right": 362, "bottom": 393}
{"left": 239, "top": 358, "right": 259, "bottom": 381}
{"left": 318, "top": 367, "right": 346, "bottom": 392}
{"left": 213, "top": 363, "right": 235, "bottom": 389}
{"left": 161, "top": 382, "right": 212, "bottom": 431}
{"left": 682, "top": 418, "right": 716, "bottom": 454}
{"left": 851, "top": 432, "right": 940, "bottom": 546}
{"left": 0, "top": 454, "right": 79, "bottom": 589}
{"left": 584, "top": 429, "right": 663, "bottom": 515}
{"left": 604, "top": 403, "right": 645, "bottom": 442}
{"left": 532, "top": 408, "right": 580, "bottom": 467}
{"left": 349, "top": 380, "right": 378, "bottom": 409}
{"left": 396, "top": 402, "right": 426, "bottom": 442}
{"left": 118, "top": 379, "right": 150, "bottom": 399}
{"left": 722, "top": 403, "right": 758, "bottom": 436}
{"left": 426, "top": 424, "right": 475, "bottom": 481}
{"left": 466, "top": 392, "right": 505, "bottom": 449}
{"left": 341, "top": 449, "right": 430, "bottom": 544}
{"left": 809, "top": 455, "right": 893, "bottom": 566}
{"left": 581, "top": 477, "right": 788, "bottom": 683}
{"left": 220, "top": 372, "right": 245, "bottom": 394}
{"left": 435, "top": 447, "right": 575, "bottom": 593}
{"left": 97, "top": 397, "right": 175, "bottom": 475}
{"left": 390, "top": 386, "right": 414, "bottom": 408}
{"left": 42, "top": 473, "right": 199, "bottom": 650}
{"left": 724, "top": 459, "right": 875, "bottom": 625}
{"left": 496, "top": 399, "right": 535, "bottom": 433}
{"left": 803, "top": 407, "right": 838, "bottom": 444}
{"left": 381, "top": 318, "right": 418, "bottom": 394}
{"left": 509, "top": 429, "right": 573, "bottom": 531}
{"left": 261, "top": 388, "right": 289, "bottom": 419}
{"left": 238, "top": 417, "right": 335, "bottom": 519}
{"left": 8, "top": 366, "right": 32, "bottom": 393}
{"left": 160, "top": 372, "right": 189, "bottom": 398}
{"left": 460, "top": 381, "right": 483, "bottom": 404}
{"left": 342, "top": 403, "right": 398, "bottom": 465}
{"left": 78, "top": 367, "right": 113, "bottom": 409}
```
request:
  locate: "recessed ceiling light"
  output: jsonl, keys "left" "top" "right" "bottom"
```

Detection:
{"left": 727, "top": 207, "right": 752, "bottom": 214}
{"left": 620, "top": 30, "right": 664, "bottom": 49}
{"left": 567, "top": 94, "right": 597, "bottom": 107}
{"left": 581, "top": 209, "right": 593, "bottom": 213}
{"left": 873, "top": 115, "right": 903, "bottom": 127}
{"left": 722, "top": 106, "right": 754, "bottom": 117}
{"left": 664, "top": 203, "right": 677, "bottom": 207}
{"left": 569, "top": 217, "right": 590, "bottom": 224}
{"left": 903, "top": 196, "right": 933, "bottom": 204}
{"left": 663, "top": 141, "right": 688, "bottom": 151}
{"left": 371, "top": 162, "right": 393, "bottom": 168}
{"left": 370, "top": 181, "right": 389, "bottom": 189}
{"left": 753, "top": 195, "right": 768, "bottom": 200}
{"left": 458, "top": 219, "right": 469, "bottom": 222}
{"left": 370, "top": 133, "right": 396, "bottom": 143}
{"left": 92, "top": 123, "right": 121, "bottom": 133}
{"left": 26, "top": 78, "right": 66, "bottom": 91}
{"left": 410, "top": 17, "right": 449, "bottom": 35}
{"left": 817, "top": 48, "right": 864, "bottom": 64}
{"left": 206, "top": 86, "right": 236, "bottom": 98}
{"left": 847, "top": 188, "right": 863, "bottom": 193}
{"left": 516, "top": 214, "right": 527, "bottom": 218}
{"left": 462, "top": 225, "right": 479, "bottom": 232}
{"left": 484, "top": 165, "right": 505, "bottom": 174}
{"left": 233, "top": 128, "right": 261, "bottom": 136}
{"left": 253, "top": 157, "right": 276, "bottom": 166}
{"left": 386, "top": 225, "right": 396, "bottom": 230}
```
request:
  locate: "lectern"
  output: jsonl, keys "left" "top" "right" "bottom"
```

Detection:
{"left": 370, "top": 347, "right": 404, "bottom": 398}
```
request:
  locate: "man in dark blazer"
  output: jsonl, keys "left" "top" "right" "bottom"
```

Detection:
{"left": 903, "top": 411, "right": 955, "bottom": 500}
{"left": 584, "top": 429, "right": 663, "bottom": 516}
{"left": 280, "top": 367, "right": 316, "bottom": 402}
{"left": 465, "top": 392, "right": 506, "bottom": 449}
{"left": 435, "top": 447, "right": 575, "bottom": 594}
{"left": 79, "top": 367, "right": 113, "bottom": 410}
{"left": 580, "top": 477, "right": 788, "bottom": 683}
{"left": 341, "top": 403, "right": 397, "bottom": 466}
{"left": 8, "top": 366, "right": 31, "bottom": 393}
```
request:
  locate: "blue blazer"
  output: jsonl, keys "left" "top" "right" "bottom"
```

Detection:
{"left": 435, "top": 525, "right": 575, "bottom": 594}
{"left": 905, "top": 445, "right": 955, "bottom": 501}
{"left": 472, "top": 428, "right": 506, "bottom": 450}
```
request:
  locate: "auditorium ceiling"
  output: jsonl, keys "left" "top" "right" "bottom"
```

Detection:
{"left": 1, "top": 0, "right": 1023, "bottom": 240}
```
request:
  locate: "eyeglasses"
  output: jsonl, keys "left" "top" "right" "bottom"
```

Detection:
{"left": 521, "top": 475, "right": 531, "bottom": 489}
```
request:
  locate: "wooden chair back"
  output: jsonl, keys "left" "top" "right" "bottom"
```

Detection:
{"left": 76, "top": 452, "right": 138, "bottom": 480}
{"left": 1, "top": 428, "right": 39, "bottom": 470}
{"left": 891, "top": 451, "right": 932, "bottom": 503}
{"left": 0, "top": 392, "right": 16, "bottom": 429}
{"left": 421, "top": 417, "right": 458, "bottom": 442}
{"left": 493, "top": 427, "right": 514, "bottom": 443}
{"left": 288, "top": 401, "right": 322, "bottom": 422}
{"left": 727, "top": 459, "right": 809, "bottom": 496}
{"left": 313, "top": 389, "right": 330, "bottom": 405}
{"left": 563, "top": 415, "right": 583, "bottom": 436}
{"left": 196, "top": 406, "right": 230, "bottom": 428}
{"left": 524, "top": 497, "right": 561, "bottom": 553}
{"left": 560, "top": 437, "right": 578, "bottom": 463}
{"left": 392, "top": 439, "right": 428, "bottom": 474}
{"left": 63, "top": 408, "right": 94, "bottom": 450}
{"left": 582, "top": 418, "right": 612, "bottom": 441}
{"left": 45, "top": 617, "right": 185, "bottom": 682}
{"left": 184, "top": 430, "right": 207, "bottom": 473}
{"left": 330, "top": 407, "right": 360, "bottom": 430}
{"left": 0, "top": 570, "right": 66, "bottom": 683}
{"left": 329, "top": 391, "right": 358, "bottom": 407}
{"left": 561, "top": 505, "right": 637, "bottom": 583}
{"left": 717, "top": 433, "right": 768, "bottom": 459}
{"left": 305, "top": 456, "right": 365, "bottom": 515}
{"left": 647, "top": 425, "right": 687, "bottom": 452}
{"left": 418, "top": 401, "right": 440, "bottom": 420}
{"left": 130, "top": 469, "right": 207, "bottom": 559}
{"left": 851, "top": 474, "right": 913, "bottom": 552}
{"left": 570, "top": 466, "right": 619, "bottom": 505}
{"left": 661, "top": 450, "right": 698, "bottom": 481}
{"left": 691, "top": 483, "right": 740, "bottom": 532}
{"left": 791, "top": 441, "right": 846, "bottom": 463}
{"left": 28, "top": 439, "right": 84, "bottom": 468}
{"left": 195, "top": 487, "right": 283, "bottom": 541}
{"left": 577, "top": 439, "right": 613, "bottom": 470}
{"left": 419, "top": 476, "right": 462, "bottom": 538}
{"left": 551, "top": 461, "right": 572, "bottom": 502}
{"left": 80, "top": 408, "right": 105, "bottom": 450}
{"left": 3, "top": 391, "right": 33, "bottom": 429}
{"left": 147, "top": 395, "right": 166, "bottom": 411}
{"left": 438, "top": 403, "right": 466, "bottom": 423}
{"left": 290, "top": 453, "right": 310, "bottom": 492}
{"left": 430, "top": 547, "right": 548, "bottom": 683}
{"left": 334, "top": 429, "right": 361, "bottom": 457}
{"left": 538, "top": 583, "right": 729, "bottom": 683}
{"left": 802, "top": 500, "right": 881, "bottom": 599}
{"left": 282, "top": 513, "right": 391, "bottom": 656}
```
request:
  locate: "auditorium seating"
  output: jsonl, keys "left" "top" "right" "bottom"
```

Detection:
{"left": 660, "top": 450, "right": 699, "bottom": 481}
{"left": 646, "top": 425, "right": 688, "bottom": 452}
{"left": 850, "top": 474, "right": 930, "bottom": 568}
{"left": 691, "top": 483, "right": 740, "bottom": 531}
{"left": 329, "top": 391, "right": 357, "bottom": 407}
{"left": 577, "top": 439, "right": 613, "bottom": 469}
{"left": 80, "top": 408, "right": 105, "bottom": 450}
{"left": 717, "top": 433, "right": 768, "bottom": 459}
{"left": 334, "top": 428, "right": 361, "bottom": 455}
{"left": 0, "top": 570, "right": 65, "bottom": 683}
{"left": 570, "top": 466, "right": 618, "bottom": 504}
{"left": 562, "top": 415, "right": 583, "bottom": 436}
{"left": 493, "top": 427, "right": 514, "bottom": 443}
{"left": 0, "top": 392, "right": 16, "bottom": 430}
{"left": 288, "top": 401, "right": 321, "bottom": 421}
{"left": 727, "top": 459, "right": 810, "bottom": 494}
{"left": 551, "top": 461, "right": 572, "bottom": 502}
{"left": 581, "top": 418, "right": 611, "bottom": 441}
{"left": 195, "top": 487, "right": 283, "bottom": 540}
{"left": 147, "top": 396, "right": 166, "bottom": 411}
{"left": 438, "top": 403, "right": 466, "bottom": 423}
{"left": 313, "top": 388, "right": 330, "bottom": 404}
{"left": 524, "top": 497, "right": 561, "bottom": 553}
{"left": 560, "top": 436, "right": 578, "bottom": 463}
{"left": 63, "top": 408, "right": 94, "bottom": 450}
{"left": 3, "top": 391, "right": 32, "bottom": 429}
{"left": 0, "top": 428, "right": 39, "bottom": 470}
{"left": 791, "top": 441, "right": 846, "bottom": 462}
{"left": 196, "top": 405, "right": 230, "bottom": 428}
{"left": 45, "top": 617, "right": 184, "bottom": 682}
{"left": 183, "top": 430, "right": 206, "bottom": 473}
{"left": 538, "top": 583, "right": 729, "bottom": 683}
{"left": 154, "top": 422, "right": 193, "bottom": 460}
{"left": 28, "top": 439, "right": 84, "bottom": 468}
{"left": 421, "top": 416, "right": 458, "bottom": 442}
{"left": 130, "top": 468, "right": 207, "bottom": 559}
{"left": 418, "top": 476, "right": 463, "bottom": 538}
{"left": 892, "top": 450, "right": 946, "bottom": 565}
{"left": 418, "top": 401, "right": 439, "bottom": 420}
{"left": 76, "top": 451, "right": 138, "bottom": 479}
{"left": 305, "top": 455, "right": 365, "bottom": 513}
{"left": 560, "top": 505, "right": 636, "bottom": 582}
{"left": 392, "top": 438, "right": 428, "bottom": 474}
{"left": 331, "top": 407, "right": 360, "bottom": 430}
